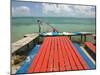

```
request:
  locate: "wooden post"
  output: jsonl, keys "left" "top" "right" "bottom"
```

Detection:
{"left": 81, "top": 35, "right": 83, "bottom": 42}
{"left": 69, "top": 35, "right": 71, "bottom": 40}
{"left": 37, "top": 19, "right": 41, "bottom": 43}
{"left": 84, "top": 34, "right": 86, "bottom": 42}
{"left": 37, "top": 19, "right": 41, "bottom": 33}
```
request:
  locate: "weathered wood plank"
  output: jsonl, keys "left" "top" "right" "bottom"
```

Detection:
{"left": 12, "top": 33, "right": 39, "bottom": 53}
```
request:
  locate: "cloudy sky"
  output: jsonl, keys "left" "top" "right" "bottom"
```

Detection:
{"left": 12, "top": 0, "right": 96, "bottom": 18}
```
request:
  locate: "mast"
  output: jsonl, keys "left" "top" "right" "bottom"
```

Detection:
{"left": 37, "top": 19, "right": 41, "bottom": 33}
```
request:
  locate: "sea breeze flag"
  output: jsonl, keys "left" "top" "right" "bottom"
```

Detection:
{"left": 11, "top": 0, "right": 96, "bottom": 74}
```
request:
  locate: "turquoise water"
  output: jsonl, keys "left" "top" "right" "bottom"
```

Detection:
{"left": 11, "top": 17, "right": 96, "bottom": 43}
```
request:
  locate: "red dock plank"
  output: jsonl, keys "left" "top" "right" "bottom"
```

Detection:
{"left": 62, "top": 37, "right": 78, "bottom": 70}
{"left": 40, "top": 37, "right": 52, "bottom": 72}
{"left": 33, "top": 37, "right": 50, "bottom": 72}
{"left": 53, "top": 37, "right": 59, "bottom": 71}
{"left": 64, "top": 37, "right": 83, "bottom": 70}
{"left": 59, "top": 37, "right": 71, "bottom": 70}
{"left": 57, "top": 37, "right": 66, "bottom": 71}
{"left": 84, "top": 42, "right": 96, "bottom": 53}
{"left": 65, "top": 36, "right": 88, "bottom": 70}
{"left": 28, "top": 37, "right": 49, "bottom": 73}
{"left": 47, "top": 37, "right": 54, "bottom": 72}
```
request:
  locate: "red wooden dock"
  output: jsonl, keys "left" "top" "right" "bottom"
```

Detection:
{"left": 84, "top": 42, "right": 96, "bottom": 54}
{"left": 28, "top": 36, "right": 89, "bottom": 73}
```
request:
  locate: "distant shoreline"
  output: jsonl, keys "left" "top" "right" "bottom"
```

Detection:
{"left": 12, "top": 16, "right": 96, "bottom": 19}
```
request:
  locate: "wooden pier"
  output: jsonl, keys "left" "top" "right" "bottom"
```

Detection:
{"left": 27, "top": 36, "right": 95, "bottom": 73}
{"left": 12, "top": 33, "right": 39, "bottom": 54}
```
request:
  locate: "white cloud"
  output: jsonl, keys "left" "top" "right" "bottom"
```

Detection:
{"left": 42, "top": 3, "right": 72, "bottom": 14}
{"left": 42, "top": 3, "right": 58, "bottom": 14}
{"left": 42, "top": 3, "right": 95, "bottom": 18}
{"left": 71, "top": 6, "right": 95, "bottom": 17}
{"left": 12, "top": 6, "right": 31, "bottom": 17}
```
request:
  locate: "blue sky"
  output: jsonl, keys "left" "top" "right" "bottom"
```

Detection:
{"left": 12, "top": 0, "right": 96, "bottom": 18}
